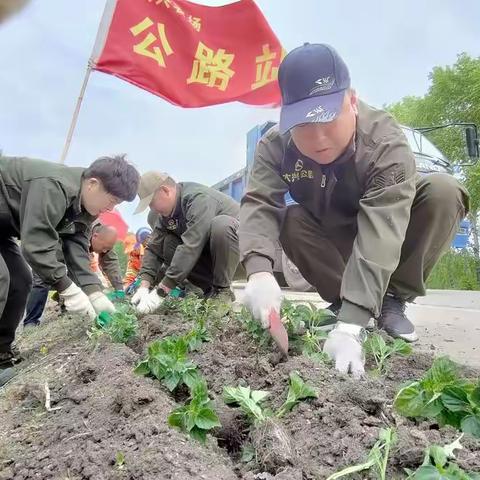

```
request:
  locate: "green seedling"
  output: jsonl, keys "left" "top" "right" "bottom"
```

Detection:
{"left": 185, "top": 321, "right": 211, "bottom": 352}
{"left": 134, "top": 336, "right": 201, "bottom": 392}
{"left": 91, "top": 305, "right": 138, "bottom": 344}
{"left": 237, "top": 306, "right": 271, "bottom": 348}
{"left": 223, "top": 385, "right": 271, "bottom": 424}
{"left": 168, "top": 378, "right": 221, "bottom": 443}
{"left": 364, "top": 333, "right": 412, "bottom": 375}
{"left": 405, "top": 435, "right": 480, "bottom": 479}
{"left": 223, "top": 372, "right": 317, "bottom": 421}
{"left": 326, "top": 427, "right": 397, "bottom": 480}
{"left": 300, "top": 330, "right": 330, "bottom": 363}
{"left": 395, "top": 357, "right": 480, "bottom": 438}
{"left": 103, "top": 306, "right": 139, "bottom": 343}
{"left": 282, "top": 300, "right": 336, "bottom": 334}
{"left": 223, "top": 373, "right": 315, "bottom": 471}
{"left": 114, "top": 451, "right": 125, "bottom": 470}
{"left": 241, "top": 443, "right": 256, "bottom": 463}
{"left": 276, "top": 371, "right": 317, "bottom": 417}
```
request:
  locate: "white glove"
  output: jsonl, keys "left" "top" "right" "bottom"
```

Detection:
{"left": 59, "top": 283, "right": 96, "bottom": 320}
{"left": 131, "top": 286, "right": 150, "bottom": 306}
{"left": 136, "top": 289, "right": 164, "bottom": 315}
{"left": 88, "top": 291, "right": 116, "bottom": 314}
{"left": 243, "top": 272, "right": 283, "bottom": 328}
{"left": 323, "top": 321, "right": 366, "bottom": 379}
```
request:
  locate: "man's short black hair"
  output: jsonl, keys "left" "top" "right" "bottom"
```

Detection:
{"left": 83, "top": 154, "right": 139, "bottom": 202}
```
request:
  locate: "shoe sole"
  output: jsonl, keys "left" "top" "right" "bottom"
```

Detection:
{"left": 382, "top": 328, "right": 419, "bottom": 343}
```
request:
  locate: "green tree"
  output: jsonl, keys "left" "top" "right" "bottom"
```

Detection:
{"left": 386, "top": 53, "right": 480, "bottom": 259}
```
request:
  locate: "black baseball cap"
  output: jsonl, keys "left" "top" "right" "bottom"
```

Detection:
{"left": 278, "top": 43, "right": 351, "bottom": 134}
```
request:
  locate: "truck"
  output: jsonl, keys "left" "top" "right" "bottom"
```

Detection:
{"left": 213, "top": 121, "right": 479, "bottom": 290}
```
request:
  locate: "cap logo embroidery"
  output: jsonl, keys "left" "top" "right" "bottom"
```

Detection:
{"left": 305, "top": 105, "right": 336, "bottom": 122}
{"left": 309, "top": 76, "right": 335, "bottom": 95}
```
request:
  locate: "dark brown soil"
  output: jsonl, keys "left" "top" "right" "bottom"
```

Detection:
{"left": 1, "top": 303, "right": 479, "bottom": 480}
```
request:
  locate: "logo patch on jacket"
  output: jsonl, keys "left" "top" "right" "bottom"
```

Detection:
{"left": 166, "top": 218, "right": 178, "bottom": 231}
{"left": 283, "top": 159, "right": 314, "bottom": 183}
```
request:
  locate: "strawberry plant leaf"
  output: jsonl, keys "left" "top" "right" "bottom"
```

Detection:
{"left": 469, "top": 385, "right": 480, "bottom": 407}
{"left": 460, "top": 415, "right": 480, "bottom": 438}
{"left": 441, "top": 386, "right": 471, "bottom": 412}
{"left": 163, "top": 372, "right": 182, "bottom": 392}
{"left": 195, "top": 408, "right": 221, "bottom": 430}
{"left": 395, "top": 382, "right": 427, "bottom": 417}
{"left": 189, "top": 426, "right": 207, "bottom": 443}
{"left": 276, "top": 371, "right": 317, "bottom": 417}
{"left": 134, "top": 360, "right": 150, "bottom": 376}
{"left": 422, "top": 357, "right": 459, "bottom": 392}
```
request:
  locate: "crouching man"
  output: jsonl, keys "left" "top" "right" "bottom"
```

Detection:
{"left": 239, "top": 44, "right": 469, "bottom": 378}
{"left": 23, "top": 223, "right": 124, "bottom": 328}
{"left": 0, "top": 154, "right": 139, "bottom": 368}
{"left": 132, "top": 172, "right": 240, "bottom": 314}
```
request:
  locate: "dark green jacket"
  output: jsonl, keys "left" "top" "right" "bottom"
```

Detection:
{"left": 239, "top": 101, "right": 420, "bottom": 320}
{"left": 141, "top": 182, "right": 239, "bottom": 288}
{"left": 0, "top": 156, "right": 102, "bottom": 294}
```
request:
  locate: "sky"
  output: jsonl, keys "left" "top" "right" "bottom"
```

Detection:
{"left": 1, "top": 0, "right": 479, "bottom": 231}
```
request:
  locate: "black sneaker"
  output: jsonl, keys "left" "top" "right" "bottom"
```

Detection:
{"left": 0, "top": 349, "right": 22, "bottom": 369}
{"left": 204, "top": 287, "right": 235, "bottom": 304}
{"left": 325, "top": 299, "right": 342, "bottom": 317}
{"left": 377, "top": 294, "right": 418, "bottom": 342}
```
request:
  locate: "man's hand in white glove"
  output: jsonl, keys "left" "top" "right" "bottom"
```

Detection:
{"left": 59, "top": 283, "right": 96, "bottom": 320}
{"left": 88, "top": 291, "right": 116, "bottom": 314}
{"left": 136, "top": 288, "right": 165, "bottom": 315}
{"left": 131, "top": 286, "right": 150, "bottom": 306}
{"left": 243, "top": 272, "right": 283, "bottom": 328}
{"left": 323, "top": 321, "right": 366, "bottom": 379}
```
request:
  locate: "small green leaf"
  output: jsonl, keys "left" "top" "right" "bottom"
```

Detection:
{"left": 183, "top": 369, "right": 202, "bottom": 391}
{"left": 441, "top": 386, "right": 471, "bottom": 412}
{"left": 195, "top": 408, "right": 221, "bottom": 430}
{"left": 168, "top": 408, "right": 186, "bottom": 428}
{"left": 189, "top": 426, "right": 207, "bottom": 443}
{"left": 421, "top": 357, "right": 459, "bottom": 393}
{"left": 426, "top": 445, "right": 448, "bottom": 469}
{"left": 163, "top": 372, "right": 182, "bottom": 391}
{"left": 133, "top": 360, "right": 150, "bottom": 376}
{"left": 391, "top": 338, "right": 413, "bottom": 356}
{"left": 250, "top": 390, "right": 270, "bottom": 404}
{"left": 409, "top": 465, "right": 446, "bottom": 479}
{"left": 461, "top": 414, "right": 480, "bottom": 438}
{"left": 395, "top": 382, "right": 427, "bottom": 417}
{"left": 469, "top": 385, "right": 480, "bottom": 407}
{"left": 241, "top": 443, "right": 255, "bottom": 463}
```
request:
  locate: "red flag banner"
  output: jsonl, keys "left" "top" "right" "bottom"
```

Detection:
{"left": 92, "top": 0, "right": 283, "bottom": 107}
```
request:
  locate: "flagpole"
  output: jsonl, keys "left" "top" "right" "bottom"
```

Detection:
{"left": 59, "top": 0, "right": 117, "bottom": 164}
{"left": 59, "top": 62, "right": 93, "bottom": 164}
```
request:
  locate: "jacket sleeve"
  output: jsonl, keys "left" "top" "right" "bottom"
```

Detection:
{"left": 162, "top": 194, "right": 218, "bottom": 288}
{"left": 99, "top": 248, "right": 123, "bottom": 291}
{"left": 62, "top": 227, "right": 102, "bottom": 295}
{"left": 19, "top": 178, "right": 72, "bottom": 292}
{"left": 140, "top": 223, "right": 167, "bottom": 284}
{"left": 338, "top": 133, "right": 417, "bottom": 326}
{"left": 239, "top": 136, "right": 289, "bottom": 277}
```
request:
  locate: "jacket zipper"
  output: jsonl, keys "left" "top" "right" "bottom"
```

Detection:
{"left": 321, "top": 174, "right": 326, "bottom": 188}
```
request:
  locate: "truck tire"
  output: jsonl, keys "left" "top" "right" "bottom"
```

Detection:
{"left": 281, "top": 252, "right": 315, "bottom": 292}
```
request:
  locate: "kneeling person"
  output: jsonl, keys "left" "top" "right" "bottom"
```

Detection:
{"left": 132, "top": 172, "right": 240, "bottom": 314}
{"left": 239, "top": 44, "right": 469, "bottom": 377}
{"left": 0, "top": 154, "right": 139, "bottom": 367}
{"left": 23, "top": 223, "right": 124, "bottom": 328}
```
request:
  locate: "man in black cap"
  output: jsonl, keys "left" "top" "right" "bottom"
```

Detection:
{"left": 239, "top": 43, "right": 469, "bottom": 377}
